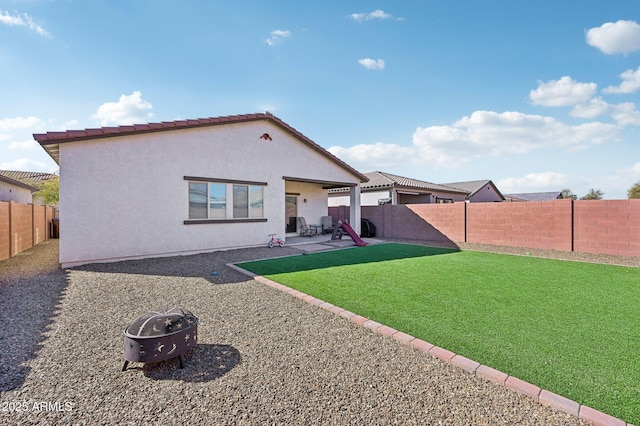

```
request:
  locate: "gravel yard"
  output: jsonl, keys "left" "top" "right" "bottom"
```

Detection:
{"left": 0, "top": 239, "right": 603, "bottom": 425}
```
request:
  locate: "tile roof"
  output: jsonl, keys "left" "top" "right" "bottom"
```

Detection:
{"left": 0, "top": 170, "right": 57, "bottom": 185}
{"left": 0, "top": 171, "right": 40, "bottom": 192}
{"left": 504, "top": 192, "right": 563, "bottom": 201}
{"left": 33, "top": 112, "right": 368, "bottom": 183}
{"left": 440, "top": 180, "right": 491, "bottom": 195}
{"left": 330, "top": 171, "right": 468, "bottom": 194}
{"left": 441, "top": 179, "right": 505, "bottom": 200}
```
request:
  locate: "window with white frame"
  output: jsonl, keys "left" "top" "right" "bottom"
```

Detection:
{"left": 186, "top": 177, "right": 266, "bottom": 222}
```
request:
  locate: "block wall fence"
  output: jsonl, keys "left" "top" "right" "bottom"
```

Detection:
{"left": 0, "top": 201, "right": 56, "bottom": 262}
{"left": 330, "top": 199, "right": 640, "bottom": 257}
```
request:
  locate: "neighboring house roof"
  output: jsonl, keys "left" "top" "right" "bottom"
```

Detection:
{"left": 504, "top": 192, "right": 563, "bottom": 201}
{"left": 0, "top": 172, "right": 39, "bottom": 192}
{"left": 0, "top": 170, "right": 57, "bottom": 186}
{"left": 440, "top": 179, "right": 505, "bottom": 201}
{"left": 329, "top": 171, "right": 468, "bottom": 194}
{"left": 33, "top": 112, "right": 368, "bottom": 184}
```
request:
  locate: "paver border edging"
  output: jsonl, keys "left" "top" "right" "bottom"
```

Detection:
{"left": 227, "top": 263, "right": 632, "bottom": 426}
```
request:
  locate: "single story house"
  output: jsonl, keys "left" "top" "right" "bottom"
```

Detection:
{"left": 0, "top": 171, "right": 39, "bottom": 203}
{"left": 328, "top": 171, "right": 493, "bottom": 206}
{"left": 0, "top": 170, "right": 58, "bottom": 205}
{"left": 439, "top": 179, "right": 505, "bottom": 203}
{"left": 504, "top": 191, "right": 563, "bottom": 202}
{"left": 35, "top": 112, "right": 368, "bottom": 267}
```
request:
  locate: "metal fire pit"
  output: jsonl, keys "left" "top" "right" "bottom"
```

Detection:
{"left": 122, "top": 307, "right": 198, "bottom": 371}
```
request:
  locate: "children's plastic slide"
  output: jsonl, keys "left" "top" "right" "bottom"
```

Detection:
{"left": 340, "top": 222, "right": 367, "bottom": 247}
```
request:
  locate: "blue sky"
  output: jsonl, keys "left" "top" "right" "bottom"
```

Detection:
{"left": 1, "top": 1, "right": 639, "bottom": 199}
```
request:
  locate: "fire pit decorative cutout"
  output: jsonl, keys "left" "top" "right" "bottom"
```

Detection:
{"left": 122, "top": 307, "right": 198, "bottom": 371}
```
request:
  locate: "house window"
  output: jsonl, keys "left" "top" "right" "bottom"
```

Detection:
{"left": 185, "top": 177, "right": 266, "bottom": 222}
{"left": 435, "top": 197, "right": 453, "bottom": 204}
{"left": 250, "top": 185, "right": 264, "bottom": 218}
{"left": 209, "top": 183, "right": 226, "bottom": 218}
{"left": 232, "top": 185, "right": 264, "bottom": 218}
{"left": 188, "top": 182, "right": 208, "bottom": 219}
{"left": 233, "top": 185, "right": 248, "bottom": 218}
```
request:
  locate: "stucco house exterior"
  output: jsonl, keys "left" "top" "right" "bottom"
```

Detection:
{"left": 34, "top": 113, "right": 367, "bottom": 267}
{"left": 440, "top": 179, "right": 505, "bottom": 203}
{"left": 0, "top": 170, "right": 58, "bottom": 205}
{"left": 0, "top": 172, "right": 38, "bottom": 203}
{"left": 329, "top": 171, "right": 470, "bottom": 206}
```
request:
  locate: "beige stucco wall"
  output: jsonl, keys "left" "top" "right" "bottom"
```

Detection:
{"left": 329, "top": 189, "right": 467, "bottom": 206}
{"left": 0, "top": 183, "right": 33, "bottom": 204}
{"left": 59, "top": 120, "right": 361, "bottom": 267}
{"left": 467, "top": 185, "right": 503, "bottom": 202}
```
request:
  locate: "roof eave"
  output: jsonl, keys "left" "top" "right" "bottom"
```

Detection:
{"left": 34, "top": 113, "right": 369, "bottom": 183}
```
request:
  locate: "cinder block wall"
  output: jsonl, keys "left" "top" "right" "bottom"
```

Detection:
{"left": 10, "top": 202, "right": 34, "bottom": 256}
{"left": 338, "top": 199, "right": 639, "bottom": 257}
{"left": 365, "top": 204, "right": 464, "bottom": 242}
{"left": 466, "top": 200, "right": 573, "bottom": 251}
{"left": 0, "top": 202, "right": 9, "bottom": 261}
{"left": 574, "top": 200, "right": 640, "bottom": 256}
{"left": 33, "top": 205, "right": 48, "bottom": 245}
{"left": 0, "top": 202, "right": 57, "bottom": 261}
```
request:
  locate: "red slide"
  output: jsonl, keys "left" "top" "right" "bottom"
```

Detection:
{"left": 340, "top": 222, "right": 367, "bottom": 247}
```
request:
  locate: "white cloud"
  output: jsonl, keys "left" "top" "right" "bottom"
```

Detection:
{"left": 586, "top": 20, "right": 640, "bottom": 55}
{"left": 603, "top": 66, "right": 640, "bottom": 94}
{"left": 610, "top": 102, "right": 640, "bottom": 126}
{"left": 0, "top": 157, "right": 51, "bottom": 171}
{"left": 65, "top": 119, "right": 81, "bottom": 128}
{"left": 0, "top": 9, "right": 50, "bottom": 37}
{"left": 92, "top": 91, "right": 153, "bottom": 126}
{"left": 498, "top": 172, "right": 570, "bottom": 193}
{"left": 265, "top": 29, "right": 291, "bottom": 46}
{"left": 9, "top": 139, "right": 38, "bottom": 150}
{"left": 358, "top": 58, "right": 385, "bottom": 70}
{"left": 0, "top": 116, "right": 42, "bottom": 131}
{"left": 570, "top": 97, "right": 611, "bottom": 119}
{"left": 530, "top": 76, "right": 597, "bottom": 107}
{"left": 498, "top": 165, "right": 640, "bottom": 199}
{"left": 417, "top": 110, "right": 620, "bottom": 161}
{"left": 576, "top": 162, "right": 640, "bottom": 199}
{"left": 329, "top": 110, "right": 621, "bottom": 171}
{"left": 328, "top": 142, "right": 414, "bottom": 169}
{"left": 348, "top": 10, "right": 400, "bottom": 22}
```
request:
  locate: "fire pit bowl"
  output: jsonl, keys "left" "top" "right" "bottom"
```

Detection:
{"left": 122, "top": 307, "right": 198, "bottom": 371}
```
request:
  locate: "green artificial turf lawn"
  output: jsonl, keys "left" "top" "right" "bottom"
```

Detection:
{"left": 238, "top": 243, "right": 640, "bottom": 423}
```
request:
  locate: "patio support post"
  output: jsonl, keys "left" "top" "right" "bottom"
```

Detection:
{"left": 349, "top": 185, "right": 362, "bottom": 235}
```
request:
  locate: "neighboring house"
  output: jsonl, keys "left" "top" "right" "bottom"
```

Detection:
{"left": 0, "top": 173, "right": 38, "bottom": 203}
{"left": 504, "top": 191, "right": 563, "bottom": 202}
{"left": 439, "top": 179, "right": 505, "bottom": 203}
{"left": 329, "top": 171, "right": 469, "bottom": 206}
{"left": 0, "top": 170, "right": 58, "bottom": 205}
{"left": 34, "top": 112, "right": 368, "bottom": 267}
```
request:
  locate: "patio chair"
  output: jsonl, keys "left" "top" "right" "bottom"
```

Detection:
{"left": 298, "top": 217, "right": 317, "bottom": 237}
{"left": 321, "top": 216, "right": 334, "bottom": 234}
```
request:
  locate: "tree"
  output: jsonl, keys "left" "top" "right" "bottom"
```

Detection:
{"left": 628, "top": 181, "right": 640, "bottom": 199}
{"left": 581, "top": 188, "right": 604, "bottom": 200}
{"left": 560, "top": 188, "right": 577, "bottom": 200}
{"left": 34, "top": 175, "right": 59, "bottom": 205}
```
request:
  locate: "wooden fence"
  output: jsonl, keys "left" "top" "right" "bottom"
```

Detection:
{"left": 330, "top": 199, "right": 640, "bottom": 257}
{"left": 0, "top": 201, "right": 57, "bottom": 262}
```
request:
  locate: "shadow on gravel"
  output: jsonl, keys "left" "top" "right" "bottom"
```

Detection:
{"left": 0, "top": 241, "right": 68, "bottom": 392}
{"left": 136, "top": 344, "right": 241, "bottom": 382}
